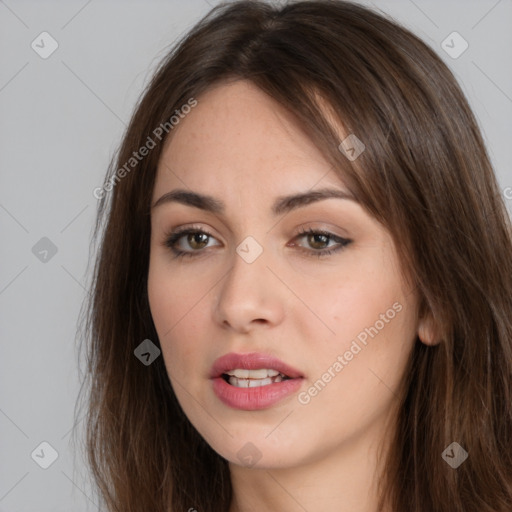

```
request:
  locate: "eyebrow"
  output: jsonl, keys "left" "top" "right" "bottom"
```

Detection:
{"left": 151, "top": 187, "right": 356, "bottom": 216}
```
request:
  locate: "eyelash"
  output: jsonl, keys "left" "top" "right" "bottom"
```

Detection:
{"left": 162, "top": 226, "right": 352, "bottom": 260}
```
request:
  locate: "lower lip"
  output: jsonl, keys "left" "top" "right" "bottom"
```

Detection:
{"left": 212, "top": 376, "right": 304, "bottom": 410}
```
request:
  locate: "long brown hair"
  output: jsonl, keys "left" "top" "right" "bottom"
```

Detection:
{"left": 75, "top": 1, "right": 512, "bottom": 510}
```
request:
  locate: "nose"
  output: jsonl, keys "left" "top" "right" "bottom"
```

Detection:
{"left": 213, "top": 242, "right": 286, "bottom": 333}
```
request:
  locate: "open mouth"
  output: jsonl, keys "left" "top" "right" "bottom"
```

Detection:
{"left": 221, "top": 368, "right": 292, "bottom": 388}
{"left": 211, "top": 354, "right": 303, "bottom": 410}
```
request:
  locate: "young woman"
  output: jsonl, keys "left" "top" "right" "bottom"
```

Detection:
{"left": 77, "top": 1, "right": 512, "bottom": 511}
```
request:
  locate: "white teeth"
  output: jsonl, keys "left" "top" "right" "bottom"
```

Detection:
{"left": 224, "top": 368, "right": 290, "bottom": 387}
{"left": 225, "top": 368, "right": 281, "bottom": 379}
{"left": 228, "top": 376, "right": 274, "bottom": 388}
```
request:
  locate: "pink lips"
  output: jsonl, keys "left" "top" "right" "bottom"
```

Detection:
{"left": 210, "top": 352, "right": 304, "bottom": 410}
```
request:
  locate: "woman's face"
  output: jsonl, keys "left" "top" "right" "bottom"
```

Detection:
{"left": 148, "top": 79, "right": 420, "bottom": 469}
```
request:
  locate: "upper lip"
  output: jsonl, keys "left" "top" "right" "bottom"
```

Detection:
{"left": 210, "top": 352, "right": 303, "bottom": 379}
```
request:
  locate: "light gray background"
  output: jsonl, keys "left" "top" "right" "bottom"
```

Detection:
{"left": 1, "top": 0, "right": 511, "bottom": 510}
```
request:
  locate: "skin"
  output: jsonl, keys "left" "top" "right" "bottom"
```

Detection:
{"left": 147, "top": 79, "right": 436, "bottom": 512}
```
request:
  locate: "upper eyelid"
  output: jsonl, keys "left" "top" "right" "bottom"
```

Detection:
{"left": 166, "top": 218, "right": 351, "bottom": 236}
{"left": 166, "top": 225, "right": 344, "bottom": 238}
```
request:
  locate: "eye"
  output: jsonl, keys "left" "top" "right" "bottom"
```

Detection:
{"left": 162, "top": 226, "right": 352, "bottom": 259}
{"left": 291, "top": 227, "right": 352, "bottom": 258}
{"left": 162, "top": 226, "right": 219, "bottom": 259}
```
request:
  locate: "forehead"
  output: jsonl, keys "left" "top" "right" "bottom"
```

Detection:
{"left": 153, "top": 80, "right": 346, "bottom": 197}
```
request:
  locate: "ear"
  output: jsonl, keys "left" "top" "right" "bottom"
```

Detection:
{"left": 417, "top": 313, "right": 441, "bottom": 346}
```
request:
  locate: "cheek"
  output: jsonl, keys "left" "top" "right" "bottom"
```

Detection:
{"left": 147, "top": 261, "right": 184, "bottom": 358}
{"left": 147, "top": 258, "right": 212, "bottom": 374}
{"left": 292, "top": 253, "right": 416, "bottom": 397}
{"left": 147, "top": 254, "right": 203, "bottom": 331}
{"left": 324, "top": 293, "right": 416, "bottom": 403}
{"left": 294, "top": 267, "right": 403, "bottom": 348}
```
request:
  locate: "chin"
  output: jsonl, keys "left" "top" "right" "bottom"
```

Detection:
{"left": 199, "top": 428, "right": 307, "bottom": 470}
